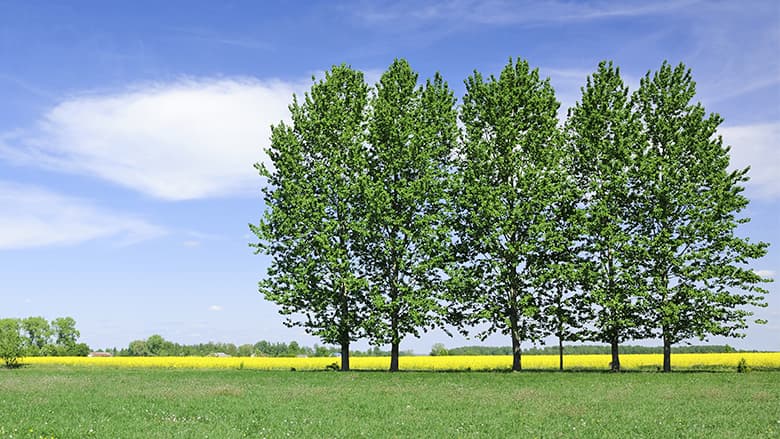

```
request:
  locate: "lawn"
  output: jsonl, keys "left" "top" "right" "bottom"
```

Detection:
{"left": 1, "top": 366, "right": 779, "bottom": 438}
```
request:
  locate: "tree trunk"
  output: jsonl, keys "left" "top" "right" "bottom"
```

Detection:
{"left": 389, "top": 341, "right": 400, "bottom": 372}
{"left": 509, "top": 309, "right": 522, "bottom": 371}
{"left": 389, "top": 311, "right": 400, "bottom": 372}
{"left": 662, "top": 335, "right": 671, "bottom": 373}
{"left": 610, "top": 337, "right": 620, "bottom": 372}
{"left": 340, "top": 341, "right": 350, "bottom": 372}
{"left": 558, "top": 335, "right": 564, "bottom": 371}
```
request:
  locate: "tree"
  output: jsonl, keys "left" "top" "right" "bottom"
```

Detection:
{"left": 453, "top": 58, "right": 565, "bottom": 371}
{"left": 631, "top": 61, "right": 770, "bottom": 372}
{"left": 51, "top": 317, "right": 80, "bottom": 355}
{"left": 21, "top": 316, "right": 52, "bottom": 356}
{"left": 146, "top": 334, "right": 174, "bottom": 356}
{"left": 430, "top": 343, "right": 449, "bottom": 356}
{"left": 362, "top": 59, "right": 458, "bottom": 371}
{"left": 252, "top": 65, "right": 371, "bottom": 371}
{"left": 0, "top": 318, "right": 25, "bottom": 368}
{"left": 565, "top": 61, "right": 648, "bottom": 372}
{"left": 128, "top": 340, "right": 150, "bottom": 357}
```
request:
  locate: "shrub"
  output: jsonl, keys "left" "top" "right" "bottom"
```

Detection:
{"left": 0, "top": 319, "right": 25, "bottom": 368}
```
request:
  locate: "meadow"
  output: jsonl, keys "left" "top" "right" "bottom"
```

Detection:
{"left": 1, "top": 365, "right": 779, "bottom": 438}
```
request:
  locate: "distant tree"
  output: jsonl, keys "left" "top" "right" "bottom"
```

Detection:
{"left": 452, "top": 58, "right": 564, "bottom": 371}
{"left": 0, "top": 318, "right": 25, "bottom": 368}
{"left": 21, "top": 316, "right": 52, "bottom": 356}
{"left": 128, "top": 340, "right": 150, "bottom": 357}
{"left": 146, "top": 334, "right": 174, "bottom": 356}
{"left": 70, "top": 342, "right": 90, "bottom": 357}
{"left": 362, "top": 60, "right": 458, "bottom": 371}
{"left": 51, "top": 317, "right": 80, "bottom": 354}
{"left": 565, "top": 61, "right": 648, "bottom": 372}
{"left": 430, "top": 343, "right": 449, "bottom": 356}
{"left": 251, "top": 65, "right": 371, "bottom": 371}
{"left": 237, "top": 344, "right": 255, "bottom": 357}
{"left": 631, "top": 62, "right": 770, "bottom": 372}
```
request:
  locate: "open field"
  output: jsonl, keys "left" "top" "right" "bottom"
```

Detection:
{"left": 1, "top": 366, "right": 779, "bottom": 438}
{"left": 19, "top": 352, "right": 780, "bottom": 371}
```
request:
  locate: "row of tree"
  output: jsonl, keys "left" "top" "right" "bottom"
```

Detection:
{"left": 252, "top": 58, "right": 769, "bottom": 372}
{"left": 0, "top": 316, "right": 88, "bottom": 367}
{"left": 117, "top": 335, "right": 332, "bottom": 357}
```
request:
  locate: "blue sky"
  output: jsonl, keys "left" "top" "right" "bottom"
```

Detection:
{"left": 1, "top": 1, "right": 778, "bottom": 353}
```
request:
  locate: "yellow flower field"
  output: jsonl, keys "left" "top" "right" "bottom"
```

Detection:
{"left": 21, "top": 352, "right": 780, "bottom": 371}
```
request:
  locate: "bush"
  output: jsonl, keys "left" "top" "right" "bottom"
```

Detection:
{"left": 0, "top": 319, "right": 24, "bottom": 368}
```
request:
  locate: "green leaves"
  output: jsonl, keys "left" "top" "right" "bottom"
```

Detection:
{"left": 454, "top": 58, "right": 569, "bottom": 370}
{"left": 252, "top": 65, "right": 371, "bottom": 370}
{"left": 253, "top": 58, "right": 768, "bottom": 373}
{"left": 632, "top": 62, "right": 769, "bottom": 369}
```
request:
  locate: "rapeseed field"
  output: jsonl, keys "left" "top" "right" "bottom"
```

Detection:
{"left": 21, "top": 352, "right": 780, "bottom": 371}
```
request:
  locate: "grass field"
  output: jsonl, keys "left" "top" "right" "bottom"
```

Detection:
{"left": 1, "top": 366, "right": 779, "bottom": 438}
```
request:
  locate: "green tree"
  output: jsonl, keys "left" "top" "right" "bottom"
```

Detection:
{"left": 453, "top": 58, "right": 564, "bottom": 371}
{"left": 565, "top": 61, "right": 648, "bottom": 372}
{"left": 0, "top": 318, "right": 25, "bottom": 368}
{"left": 146, "top": 334, "right": 174, "bottom": 356}
{"left": 430, "top": 343, "right": 449, "bottom": 356}
{"left": 51, "top": 317, "right": 80, "bottom": 355}
{"left": 21, "top": 316, "right": 52, "bottom": 356}
{"left": 631, "top": 61, "right": 770, "bottom": 372}
{"left": 128, "top": 340, "right": 149, "bottom": 356}
{"left": 362, "top": 59, "right": 458, "bottom": 371}
{"left": 252, "top": 65, "right": 371, "bottom": 371}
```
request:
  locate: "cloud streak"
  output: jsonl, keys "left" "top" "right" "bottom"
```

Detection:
{"left": 0, "top": 181, "right": 165, "bottom": 249}
{"left": 351, "top": 0, "right": 697, "bottom": 27}
{"left": 0, "top": 78, "right": 300, "bottom": 200}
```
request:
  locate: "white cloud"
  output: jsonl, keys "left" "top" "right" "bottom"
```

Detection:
{"left": 0, "top": 78, "right": 301, "bottom": 200}
{"left": 720, "top": 122, "right": 780, "bottom": 199}
{"left": 0, "top": 181, "right": 165, "bottom": 249}
{"left": 351, "top": 0, "right": 695, "bottom": 26}
{"left": 208, "top": 305, "right": 223, "bottom": 312}
{"left": 754, "top": 270, "right": 775, "bottom": 279}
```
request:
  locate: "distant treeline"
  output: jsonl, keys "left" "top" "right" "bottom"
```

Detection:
{"left": 106, "top": 335, "right": 415, "bottom": 357}
{"left": 437, "top": 344, "right": 745, "bottom": 356}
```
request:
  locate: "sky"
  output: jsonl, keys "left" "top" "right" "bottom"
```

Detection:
{"left": 1, "top": 0, "right": 778, "bottom": 353}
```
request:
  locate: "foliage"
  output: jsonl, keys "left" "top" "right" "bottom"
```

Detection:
{"left": 21, "top": 316, "right": 53, "bottom": 356}
{"left": 251, "top": 64, "right": 371, "bottom": 371}
{"left": 361, "top": 59, "right": 458, "bottom": 370}
{"left": 252, "top": 58, "right": 769, "bottom": 373}
{"left": 631, "top": 61, "right": 770, "bottom": 372}
{"left": 452, "top": 58, "right": 564, "bottom": 371}
{"left": 430, "top": 343, "right": 449, "bottom": 356}
{"left": 0, "top": 316, "right": 87, "bottom": 361}
{"left": 0, "top": 318, "right": 24, "bottom": 368}
{"left": 565, "top": 61, "right": 649, "bottom": 372}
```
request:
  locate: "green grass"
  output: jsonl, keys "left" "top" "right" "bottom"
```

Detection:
{"left": 1, "top": 366, "right": 779, "bottom": 438}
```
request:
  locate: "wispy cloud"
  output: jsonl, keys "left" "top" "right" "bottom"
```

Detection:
{"left": 0, "top": 181, "right": 165, "bottom": 249}
{"left": 351, "top": 0, "right": 697, "bottom": 27}
{"left": 208, "top": 305, "right": 223, "bottom": 312}
{"left": 720, "top": 122, "right": 780, "bottom": 199}
{"left": 754, "top": 269, "right": 775, "bottom": 280}
{"left": 0, "top": 77, "right": 302, "bottom": 200}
